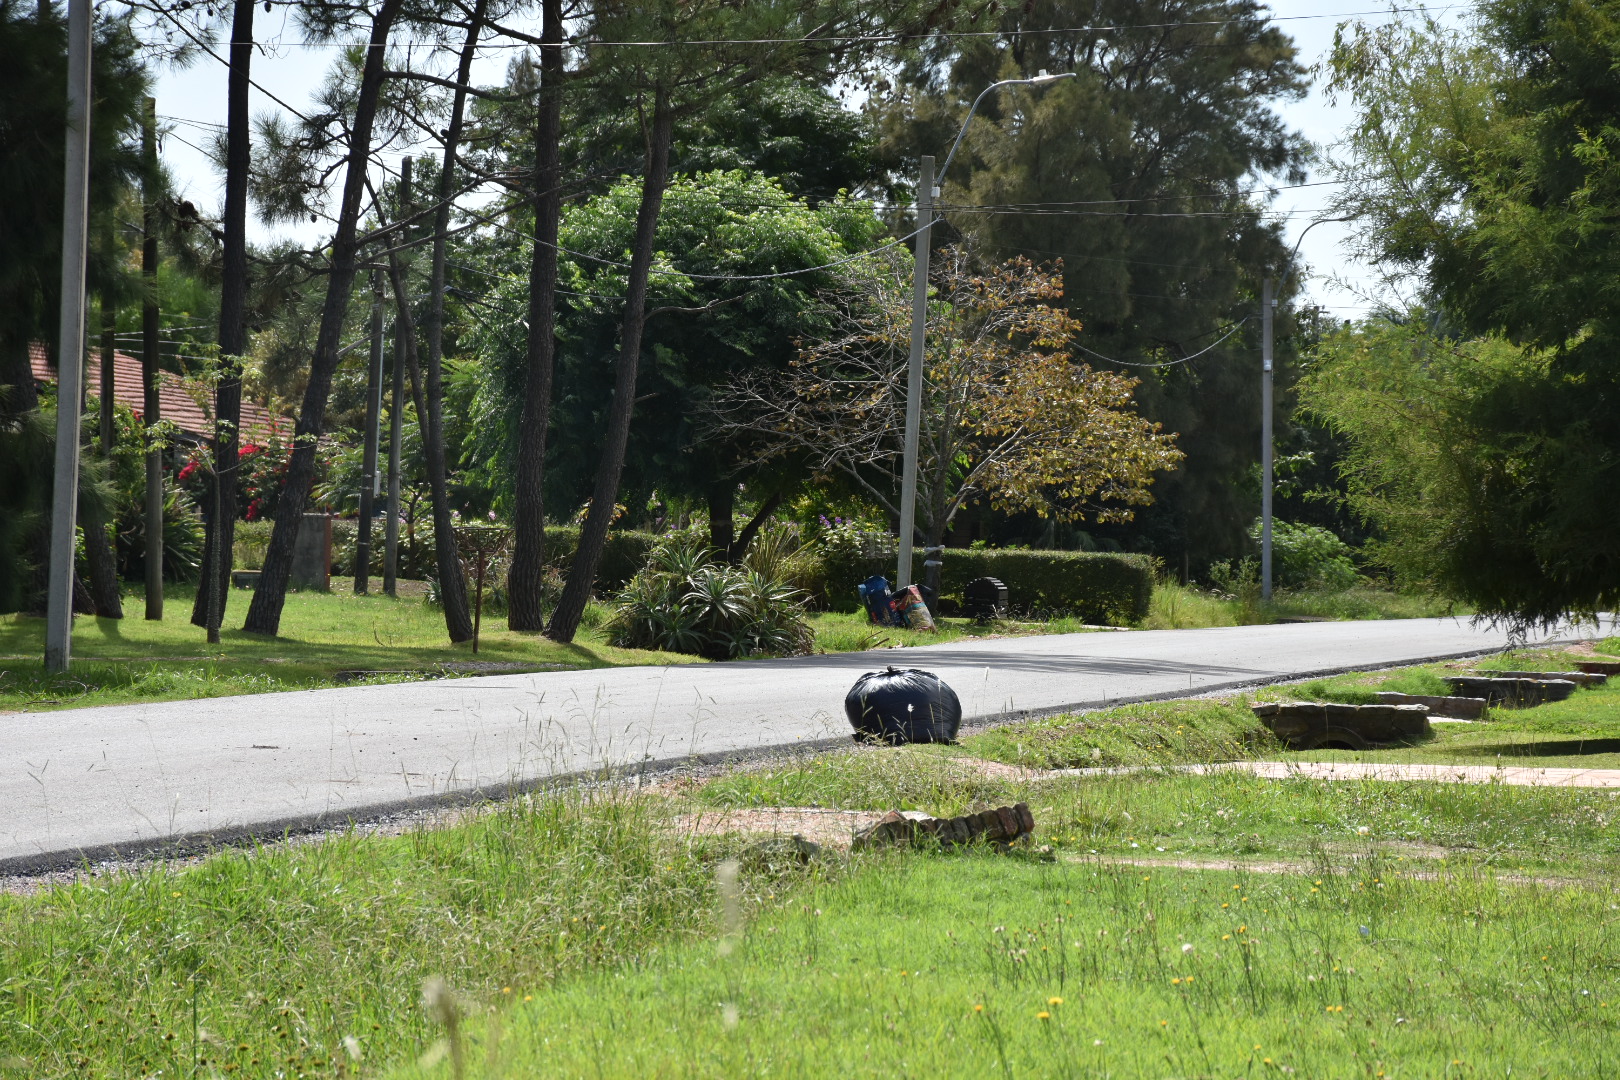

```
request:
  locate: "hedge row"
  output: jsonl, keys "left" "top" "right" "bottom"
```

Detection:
{"left": 237, "top": 515, "right": 1152, "bottom": 624}
{"left": 928, "top": 549, "right": 1156, "bottom": 626}
{"left": 813, "top": 541, "right": 1154, "bottom": 625}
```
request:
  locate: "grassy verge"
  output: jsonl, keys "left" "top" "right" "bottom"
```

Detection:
{"left": 0, "top": 793, "right": 825, "bottom": 1079}
{"left": 1141, "top": 582, "right": 1462, "bottom": 630}
{"left": 422, "top": 851, "right": 1620, "bottom": 1078}
{"left": 0, "top": 586, "right": 696, "bottom": 713}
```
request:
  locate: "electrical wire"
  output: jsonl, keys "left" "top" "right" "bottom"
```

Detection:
{"left": 1072, "top": 316, "right": 1251, "bottom": 369}
{"left": 181, "top": 5, "right": 1461, "bottom": 49}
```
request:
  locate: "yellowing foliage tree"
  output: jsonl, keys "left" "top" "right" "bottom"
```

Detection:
{"left": 711, "top": 250, "right": 1182, "bottom": 592}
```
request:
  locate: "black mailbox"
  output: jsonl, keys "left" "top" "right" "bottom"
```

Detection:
{"left": 964, "top": 576, "right": 1008, "bottom": 622}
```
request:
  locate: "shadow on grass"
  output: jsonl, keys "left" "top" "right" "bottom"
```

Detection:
{"left": 1467, "top": 737, "right": 1620, "bottom": 758}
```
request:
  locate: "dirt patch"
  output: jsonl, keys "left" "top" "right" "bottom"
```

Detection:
{"left": 672, "top": 807, "right": 888, "bottom": 850}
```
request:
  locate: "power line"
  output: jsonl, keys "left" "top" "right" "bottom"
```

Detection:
{"left": 1072, "top": 316, "right": 1252, "bottom": 369}
{"left": 178, "top": 5, "right": 1461, "bottom": 50}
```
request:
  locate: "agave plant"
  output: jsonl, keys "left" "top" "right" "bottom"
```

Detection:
{"left": 605, "top": 532, "right": 814, "bottom": 659}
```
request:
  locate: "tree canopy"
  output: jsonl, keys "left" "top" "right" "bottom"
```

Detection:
{"left": 1321, "top": 0, "right": 1620, "bottom": 625}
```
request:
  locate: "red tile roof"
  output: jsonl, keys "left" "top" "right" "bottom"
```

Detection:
{"left": 29, "top": 341, "right": 288, "bottom": 441}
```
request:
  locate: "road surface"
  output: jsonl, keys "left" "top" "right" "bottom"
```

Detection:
{"left": 0, "top": 617, "right": 1562, "bottom": 872}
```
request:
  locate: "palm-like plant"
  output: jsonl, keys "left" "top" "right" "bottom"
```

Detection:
{"left": 606, "top": 532, "right": 814, "bottom": 659}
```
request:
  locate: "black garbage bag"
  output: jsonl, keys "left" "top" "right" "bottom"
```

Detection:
{"left": 844, "top": 666, "right": 963, "bottom": 745}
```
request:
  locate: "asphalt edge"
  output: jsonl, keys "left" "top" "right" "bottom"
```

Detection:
{"left": 0, "top": 643, "right": 1544, "bottom": 877}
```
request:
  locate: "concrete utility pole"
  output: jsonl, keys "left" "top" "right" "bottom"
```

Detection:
{"left": 383, "top": 314, "right": 404, "bottom": 597}
{"left": 142, "top": 96, "right": 163, "bottom": 619}
{"left": 1260, "top": 276, "right": 1275, "bottom": 603}
{"left": 45, "top": 0, "right": 93, "bottom": 672}
{"left": 896, "top": 154, "right": 934, "bottom": 590}
{"left": 356, "top": 268, "right": 385, "bottom": 594}
{"left": 895, "top": 73, "right": 1074, "bottom": 593}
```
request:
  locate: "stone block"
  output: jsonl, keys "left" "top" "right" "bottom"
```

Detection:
{"left": 1374, "top": 692, "right": 1488, "bottom": 719}
{"left": 289, "top": 513, "right": 333, "bottom": 592}
{"left": 1444, "top": 677, "right": 1577, "bottom": 708}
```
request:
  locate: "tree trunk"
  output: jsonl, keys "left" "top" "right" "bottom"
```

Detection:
{"left": 507, "top": 0, "right": 564, "bottom": 632}
{"left": 244, "top": 0, "right": 405, "bottom": 636}
{"left": 193, "top": 0, "right": 254, "bottom": 632}
{"left": 729, "top": 489, "right": 784, "bottom": 562}
{"left": 419, "top": 0, "right": 488, "bottom": 644}
{"left": 546, "top": 92, "right": 674, "bottom": 643}
{"left": 141, "top": 95, "right": 163, "bottom": 619}
{"left": 707, "top": 483, "right": 735, "bottom": 557}
{"left": 79, "top": 497, "right": 122, "bottom": 617}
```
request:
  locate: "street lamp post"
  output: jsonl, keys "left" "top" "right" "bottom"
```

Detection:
{"left": 1258, "top": 215, "right": 1352, "bottom": 603}
{"left": 896, "top": 71, "right": 1075, "bottom": 592}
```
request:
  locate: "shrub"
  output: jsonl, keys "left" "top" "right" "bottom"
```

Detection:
{"left": 604, "top": 533, "right": 814, "bottom": 659}
{"left": 928, "top": 548, "right": 1156, "bottom": 624}
{"left": 799, "top": 533, "right": 1155, "bottom": 624}
{"left": 1250, "top": 520, "right": 1360, "bottom": 590}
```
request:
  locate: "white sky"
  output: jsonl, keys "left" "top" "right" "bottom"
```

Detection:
{"left": 148, "top": 2, "right": 1472, "bottom": 318}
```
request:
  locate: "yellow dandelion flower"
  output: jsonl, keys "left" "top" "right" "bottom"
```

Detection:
{"left": 1037, "top": 1011, "right": 1051, "bottom": 1020}
{"left": 1171, "top": 978, "right": 1182, "bottom": 985}
{"left": 1160, "top": 1020, "right": 1168, "bottom": 1027}
{"left": 523, "top": 995, "right": 533, "bottom": 1002}
{"left": 1048, "top": 997, "right": 1063, "bottom": 1006}
{"left": 1263, "top": 1058, "right": 1273, "bottom": 1066}
{"left": 501, "top": 987, "right": 511, "bottom": 995}
{"left": 1222, "top": 934, "right": 1231, "bottom": 940}
{"left": 974, "top": 1004, "right": 984, "bottom": 1013}
{"left": 1222, "top": 902, "right": 1230, "bottom": 909}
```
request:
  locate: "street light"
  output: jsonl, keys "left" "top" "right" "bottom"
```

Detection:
{"left": 1258, "top": 214, "right": 1352, "bottom": 602}
{"left": 897, "top": 70, "right": 1076, "bottom": 594}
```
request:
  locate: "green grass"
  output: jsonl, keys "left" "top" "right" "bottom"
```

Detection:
{"left": 1141, "top": 582, "right": 1462, "bottom": 630}
{"left": 0, "top": 585, "right": 698, "bottom": 713}
{"left": 10, "top": 692, "right": 1620, "bottom": 1078}
{"left": 964, "top": 698, "right": 1274, "bottom": 770}
{"left": 0, "top": 792, "right": 822, "bottom": 1079}
{"left": 415, "top": 852, "right": 1620, "bottom": 1078}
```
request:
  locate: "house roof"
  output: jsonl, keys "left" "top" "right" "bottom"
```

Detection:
{"left": 29, "top": 341, "right": 288, "bottom": 442}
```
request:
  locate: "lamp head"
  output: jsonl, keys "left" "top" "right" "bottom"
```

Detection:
{"left": 1026, "top": 70, "right": 1076, "bottom": 85}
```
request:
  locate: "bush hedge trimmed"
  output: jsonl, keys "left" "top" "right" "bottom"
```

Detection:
{"left": 799, "top": 529, "right": 1155, "bottom": 625}
{"left": 927, "top": 548, "right": 1156, "bottom": 625}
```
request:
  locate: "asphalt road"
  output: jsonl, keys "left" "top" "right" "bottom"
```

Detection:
{"left": 0, "top": 617, "right": 1560, "bottom": 872}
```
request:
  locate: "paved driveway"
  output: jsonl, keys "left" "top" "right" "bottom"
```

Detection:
{"left": 0, "top": 617, "right": 1560, "bottom": 871}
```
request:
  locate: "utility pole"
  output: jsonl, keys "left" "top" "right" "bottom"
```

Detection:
{"left": 384, "top": 316, "right": 403, "bottom": 597}
{"left": 141, "top": 96, "right": 163, "bottom": 619}
{"left": 383, "top": 157, "right": 409, "bottom": 599}
{"left": 896, "top": 154, "right": 933, "bottom": 590}
{"left": 1260, "top": 276, "right": 1274, "bottom": 603}
{"left": 355, "top": 268, "right": 384, "bottom": 594}
{"left": 45, "top": 0, "right": 92, "bottom": 672}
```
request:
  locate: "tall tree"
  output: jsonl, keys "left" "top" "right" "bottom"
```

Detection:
{"left": 506, "top": 0, "right": 564, "bottom": 631}
{"left": 244, "top": 0, "right": 406, "bottom": 636}
{"left": 410, "top": 0, "right": 490, "bottom": 643}
{"left": 1318, "top": 0, "right": 1620, "bottom": 626}
{"left": 711, "top": 250, "right": 1182, "bottom": 594}
{"left": 191, "top": 0, "right": 255, "bottom": 637}
{"left": 543, "top": 0, "right": 943, "bottom": 642}
{"left": 879, "top": 0, "right": 1308, "bottom": 568}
